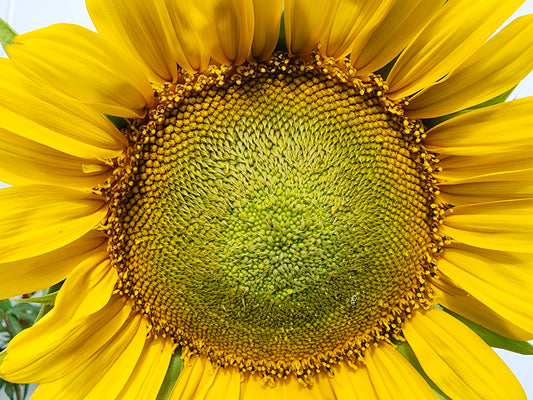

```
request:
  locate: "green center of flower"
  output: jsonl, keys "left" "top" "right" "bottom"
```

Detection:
{"left": 105, "top": 54, "right": 441, "bottom": 379}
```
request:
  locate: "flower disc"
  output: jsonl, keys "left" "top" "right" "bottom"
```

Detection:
{"left": 105, "top": 54, "right": 441, "bottom": 378}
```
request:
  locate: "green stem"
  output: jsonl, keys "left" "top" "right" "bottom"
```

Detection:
{"left": 2, "top": 315, "right": 14, "bottom": 338}
{"left": 13, "top": 383, "right": 23, "bottom": 400}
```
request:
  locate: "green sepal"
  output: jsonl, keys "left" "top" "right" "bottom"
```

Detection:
{"left": 156, "top": 348, "right": 184, "bottom": 400}
{"left": 105, "top": 114, "right": 131, "bottom": 130}
{"left": 275, "top": 12, "right": 287, "bottom": 52}
{"left": 34, "top": 281, "right": 63, "bottom": 322}
{"left": 0, "top": 349, "right": 5, "bottom": 365}
{"left": 395, "top": 341, "right": 452, "bottom": 400}
{"left": 0, "top": 18, "right": 16, "bottom": 51}
{"left": 443, "top": 307, "right": 533, "bottom": 355}
{"left": 423, "top": 86, "right": 516, "bottom": 129}
{"left": 15, "top": 291, "right": 58, "bottom": 305}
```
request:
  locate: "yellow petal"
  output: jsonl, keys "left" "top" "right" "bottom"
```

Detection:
{"left": 438, "top": 245, "right": 533, "bottom": 335}
{"left": 86, "top": 0, "right": 177, "bottom": 83}
{"left": 194, "top": 364, "right": 241, "bottom": 400}
{"left": 0, "top": 232, "right": 106, "bottom": 300}
{"left": 431, "top": 273, "right": 533, "bottom": 341}
{"left": 193, "top": 0, "right": 254, "bottom": 65}
{"left": 284, "top": 0, "right": 332, "bottom": 56}
{"left": 241, "top": 370, "right": 335, "bottom": 399}
{"left": 438, "top": 155, "right": 533, "bottom": 185}
{"left": 117, "top": 337, "right": 176, "bottom": 400}
{"left": 0, "top": 185, "right": 107, "bottom": 263}
{"left": 439, "top": 180, "right": 533, "bottom": 206}
{"left": 250, "top": 0, "right": 283, "bottom": 61}
{"left": 325, "top": 363, "right": 378, "bottom": 400}
{"left": 171, "top": 357, "right": 342, "bottom": 400}
{"left": 387, "top": 0, "right": 525, "bottom": 99}
{"left": 442, "top": 199, "right": 533, "bottom": 253}
{"left": 404, "top": 308, "right": 526, "bottom": 400}
{"left": 319, "top": 0, "right": 392, "bottom": 60}
{"left": 365, "top": 344, "right": 437, "bottom": 399}
{"left": 407, "top": 14, "right": 533, "bottom": 118}
{"left": 30, "top": 312, "right": 148, "bottom": 400}
{"left": 0, "top": 130, "right": 111, "bottom": 189}
{"left": 170, "top": 356, "right": 214, "bottom": 400}
{"left": 425, "top": 97, "right": 533, "bottom": 157}
{"left": 8, "top": 24, "right": 154, "bottom": 118}
{"left": 0, "top": 59, "right": 126, "bottom": 160}
{"left": 156, "top": 0, "right": 211, "bottom": 72}
{"left": 0, "top": 257, "right": 119, "bottom": 382}
{"left": 352, "top": 0, "right": 445, "bottom": 76}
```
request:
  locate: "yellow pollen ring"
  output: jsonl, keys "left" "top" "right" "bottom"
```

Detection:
{"left": 101, "top": 53, "right": 444, "bottom": 381}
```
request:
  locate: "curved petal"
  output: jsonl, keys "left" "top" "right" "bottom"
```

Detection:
{"left": 407, "top": 14, "right": 533, "bottom": 118}
{"left": 156, "top": 0, "right": 211, "bottom": 72}
{"left": 86, "top": 0, "right": 177, "bottom": 83}
{"left": 192, "top": 0, "right": 254, "bottom": 65}
{"left": 0, "top": 130, "right": 111, "bottom": 189}
{"left": 425, "top": 97, "right": 533, "bottom": 157}
{"left": 0, "top": 256, "right": 119, "bottom": 382}
{"left": 170, "top": 356, "right": 345, "bottom": 399}
{"left": 250, "top": 0, "right": 283, "bottom": 61}
{"left": 284, "top": 0, "right": 332, "bottom": 56}
{"left": 439, "top": 180, "right": 533, "bottom": 206}
{"left": 7, "top": 24, "right": 154, "bottom": 118}
{"left": 0, "top": 58, "right": 126, "bottom": 160}
{"left": 116, "top": 337, "right": 176, "bottom": 400}
{"left": 438, "top": 244, "right": 533, "bottom": 334}
{"left": 324, "top": 363, "right": 378, "bottom": 400}
{"left": 352, "top": 0, "right": 445, "bottom": 76}
{"left": 193, "top": 364, "right": 242, "bottom": 400}
{"left": 365, "top": 344, "right": 437, "bottom": 399}
{"left": 169, "top": 356, "right": 215, "bottom": 400}
{"left": 240, "top": 371, "right": 335, "bottom": 399}
{"left": 387, "top": 0, "right": 525, "bottom": 99}
{"left": 431, "top": 273, "right": 533, "bottom": 341}
{"left": 0, "top": 232, "right": 107, "bottom": 300}
{"left": 404, "top": 308, "right": 526, "bottom": 400}
{"left": 30, "top": 312, "right": 148, "bottom": 400}
{"left": 0, "top": 185, "right": 107, "bottom": 263}
{"left": 442, "top": 199, "right": 533, "bottom": 253}
{"left": 319, "top": 0, "right": 392, "bottom": 60}
{"left": 437, "top": 154, "right": 533, "bottom": 185}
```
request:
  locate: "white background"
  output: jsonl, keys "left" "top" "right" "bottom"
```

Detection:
{"left": 0, "top": 0, "right": 532, "bottom": 397}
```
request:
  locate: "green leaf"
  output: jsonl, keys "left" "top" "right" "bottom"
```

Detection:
{"left": 6, "top": 304, "right": 40, "bottom": 329}
{"left": 4, "top": 381, "right": 13, "bottom": 398}
{"left": 0, "top": 299, "right": 11, "bottom": 313}
{"left": 396, "top": 341, "right": 452, "bottom": 400}
{"left": 423, "top": 86, "right": 516, "bottom": 129}
{"left": 156, "top": 349, "right": 184, "bottom": 400}
{"left": 16, "top": 291, "right": 58, "bottom": 305}
{"left": 0, "top": 18, "right": 16, "bottom": 51}
{"left": 443, "top": 307, "right": 533, "bottom": 355}
{"left": 5, "top": 314, "right": 22, "bottom": 336}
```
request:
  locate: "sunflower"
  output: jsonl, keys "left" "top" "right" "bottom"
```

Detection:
{"left": 0, "top": 0, "right": 533, "bottom": 398}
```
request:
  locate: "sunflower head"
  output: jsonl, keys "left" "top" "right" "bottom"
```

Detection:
{"left": 0, "top": 1, "right": 532, "bottom": 399}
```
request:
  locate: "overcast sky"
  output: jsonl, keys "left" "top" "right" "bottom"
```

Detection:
{"left": 0, "top": 0, "right": 532, "bottom": 397}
